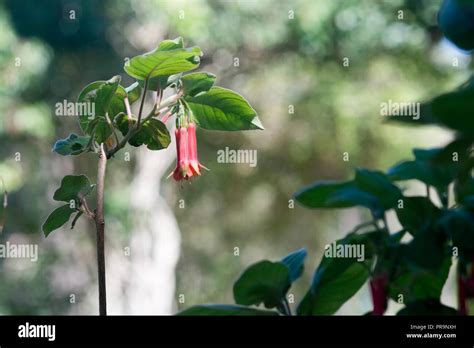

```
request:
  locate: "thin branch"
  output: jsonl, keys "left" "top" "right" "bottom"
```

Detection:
{"left": 95, "top": 144, "right": 107, "bottom": 316}
{"left": 136, "top": 78, "right": 149, "bottom": 127}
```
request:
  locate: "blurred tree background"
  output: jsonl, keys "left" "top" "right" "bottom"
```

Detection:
{"left": 0, "top": 0, "right": 471, "bottom": 314}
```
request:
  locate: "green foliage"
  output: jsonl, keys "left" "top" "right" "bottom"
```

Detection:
{"left": 45, "top": 37, "right": 263, "bottom": 244}
{"left": 233, "top": 261, "right": 291, "bottom": 309}
{"left": 42, "top": 205, "right": 76, "bottom": 237}
{"left": 295, "top": 169, "right": 401, "bottom": 218}
{"left": 53, "top": 175, "right": 94, "bottom": 203}
{"left": 124, "top": 37, "right": 202, "bottom": 80}
{"left": 185, "top": 87, "right": 264, "bottom": 131}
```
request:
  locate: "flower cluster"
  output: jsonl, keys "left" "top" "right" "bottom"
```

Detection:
{"left": 170, "top": 122, "right": 206, "bottom": 181}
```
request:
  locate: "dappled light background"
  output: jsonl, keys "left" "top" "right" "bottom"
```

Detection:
{"left": 0, "top": 0, "right": 471, "bottom": 314}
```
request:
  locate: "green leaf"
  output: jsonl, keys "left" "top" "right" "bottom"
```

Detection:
{"left": 115, "top": 113, "right": 171, "bottom": 150}
{"left": 42, "top": 205, "right": 76, "bottom": 237}
{"left": 397, "top": 300, "right": 457, "bottom": 316}
{"left": 389, "top": 257, "right": 451, "bottom": 303}
{"left": 401, "top": 227, "right": 447, "bottom": 270}
{"left": 53, "top": 175, "right": 93, "bottom": 202}
{"left": 294, "top": 170, "right": 401, "bottom": 218}
{"left": 124, "top": 39, "right": 202, "bottom": 80}
{"left": 395, "top": 196, "right": 441, "bottom": 236}
{"left": 281, "top": 248, "right": 307, "bottom": 283}
{"left": 52, "top": 133, "right": 91, "bottom": 156}
{"left": 77, "top": 76, "right": 121, "bottom": 143}
{"left": 70, "top": 211, "right": 83, "bottom": 229}
{"left": 181, "top": 72, "right": 216, "bottom": 97}
{"left": 125, "top": 82, "right": 142, "bottom": 104}
{"left": 297, "top": 236, "right": 370, "bottom": 315}
{"left": 185, "top": 87, "right": 264, "bottom": 131}
{"left": 233, "top": 260, "right": 291, "bottom": 309}
{"left": 177, "top": 304, "right": 279, "bottom": 316}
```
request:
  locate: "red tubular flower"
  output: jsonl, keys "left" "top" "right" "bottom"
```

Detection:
{"left": 170, "top": 127, "right": 190, "bottom": 181}
{"left": 370, "top": 273, "right": 388, "bottom": 316}
{"left": 187, "top": 122, "right": 206, "bottom": 176}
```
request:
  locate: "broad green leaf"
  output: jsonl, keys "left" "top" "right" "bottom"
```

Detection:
{"left": 389, "top": 257, "right": 451, "bottom": 303}
{"left": 115, "top": 113, "right": 171, "bottom": 150}
{"left": 177, "top": 304, "right": 279, "bottom": 316}
{"left": 297, "top": 236, "right": 370, "bottom": 315}
{"left": 281, "top": 248, "right": 307, "bottom": 283}
{"left": 52, "top": 133, "right": 91, "bottom": 156}
{"left": 397, "top": 300, "right": 457, "bottom": 316}
{"left": 295, "top": 170, "right": 401, "bottom": 218}
{"left": 181, "top": 72, "right": 216, "bottom": 97}
{"left": 53, "top": 175, "right": 93, "bottom": 202}
{"left": 185, "top": 87, "right": 264, "bottom": 131}
{"left": 395, "top": 196, "right": 441, "bottom": 236}
{"left": 294, "top": 181, "right": 355, "bottom": 208}
{"left": 354, "top": 169, "right": 402, "bottom": 210}
{"left": 42, "top": 205, "right": 76, "bottom": 237}
{"left": 124, "top": 41, "right": 201, "bottom": 80}
{"left": 233, "top": 260, "right": 291, "bottom": 309}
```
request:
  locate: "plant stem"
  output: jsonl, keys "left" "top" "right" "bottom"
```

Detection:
{"left": 95, "top": 143, "right": 107, "bottom": 316}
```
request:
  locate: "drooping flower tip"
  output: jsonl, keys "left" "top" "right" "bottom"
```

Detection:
{"left": 169, "top": 122, "right": 207, "bottom": 182}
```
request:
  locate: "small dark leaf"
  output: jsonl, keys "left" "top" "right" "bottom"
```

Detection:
{"left": 42, "top": 205, "right": 76, "bottom": 237}
{"left": 70, "top": 211, "right": 83, "bottom": 229}
{"left": 115, "top": 114, "right": 171, "bottom": 150}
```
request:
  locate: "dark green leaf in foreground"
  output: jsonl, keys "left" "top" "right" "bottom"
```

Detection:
{"left": 297, "top": 235, "right": 370, "bottom": 315}
{"left": 42, "top": 205, "right": 76, "bottom": 237}
{"left": 177, "top": 304, "right": 279, "bottom": 316}
{"left": 395, "top": 196, "right": 441, "bottom": 236}
{"left": 186, "top": 87, "right": 264, "bottom": 131}
{"left": 233, "top": 260, "right": 290, "bottom": 309}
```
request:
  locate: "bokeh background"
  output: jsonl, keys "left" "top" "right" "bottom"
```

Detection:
{"left": 0, "top": 0, "right": 471, "bottom": 315}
